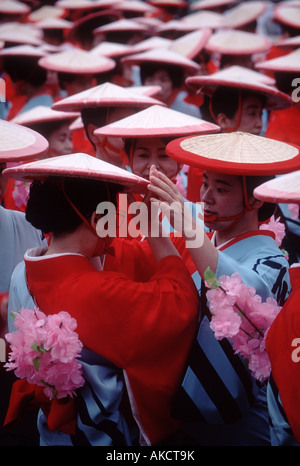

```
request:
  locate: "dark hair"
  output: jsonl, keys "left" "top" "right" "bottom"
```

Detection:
{"left": 274, "top": 72, "right": 299, "bottom": 96}
{"left": 140, "top": 62, "right": 184, "bottom": 89}
{"left": 81, "top": 107, "right": 109, "bottom": 150}
{"left": 28, "top": 120, "right": 71, "bottom": 140}
{"left": 3, "top": 56, "right": 47, "bottom": 87}
{"left": 243, "top": 175, "right": 276, "bottom": 222}
{"left": 26, "top": 176, "right": 121, "bottom": 236}
{"left": 210, "top": 86, "right": 267, "bottom": 121}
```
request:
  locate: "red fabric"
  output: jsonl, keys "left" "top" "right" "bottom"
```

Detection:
{"left": 21, "top": 248, "right": 199, "bottom": 445}
{"left": 71, "top": 128, "right": 95, "bottom": 156}
{"left": 186, "top": 166, "right": 204, "bottom": 202}
{"left": 266, "top": 105, "right": 300, "bottom": 146}
{"left": 3, "top": 179, "right": 26, "bottom": 213}
{"left": 4, "top": 379, "right": 77, "bottom": 435}
{"left": 266, "top": 266, "right": 300, "bottom": 443}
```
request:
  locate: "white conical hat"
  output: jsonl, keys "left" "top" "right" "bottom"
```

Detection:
{"left": 52, "top": 82, "right": 164, "bottom": 112}
{"left": 121, "top": 48, "right": 200, "bottom": 72}
{"left": 222, "top": 1, "right": 268, "bottom": 29}
{"left": 256, "top": 48, "right": 300, "bottom": 73}
{"left": 3, "top": 153, "right": 149, "bottom": 192}
{"left": 180, "top": 11, "right": 224, "bottom": 29}
{"left": 254, "top": 171, "right": 300, "bottom": 204}
{"left": 205, "top": 30, "right": 272, "bottom": 55}
{"left": 277, "top": 35, "right": 300, "bottom": 49}
{"left": 0, "top": 120, "right": 49, "bottom": 162}
{"left": 38, "top": 48, "right": 116, "bottom": 74}
{"left": 27, "top": 5, "right": 66, "bottom": 22}
{"left": 90, "top": 41, "right": 135, "bottom": 58}
{"left": 93, "top": 18, "right": 150, "bottom": 35}
{"left": 165, "top": 132, "right": 300, "bottom": 175}
{"left": 168, "top": 28, "right": 212, "bottom": 59}
{"left": 273, "top": 4, "right": 300, "bottom": 29}
{"left": 186, "top": 65, "right": 292, "bottom": 110}
{"left": 190, "top": 0, "right": 236, "bottom": 11}
{"left": 0, "top": 22, "right": 43, "bottom": 46}
{"left": 11, "top": 106, "right": 79, "bottom": 126}
{"left": 94, "top": 104, "right": 220, "bottom": 137}
{"left": 131, "top": 36, "right": 172, "bottom": 53}
{"left": 0, "top": 0, "right": 30, "bottom": 15}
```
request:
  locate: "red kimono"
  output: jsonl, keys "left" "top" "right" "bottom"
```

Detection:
{"left": 23, "top": 240, "right": 199, "bottom": 445}
{"left": 266, "top": 265, "right": 300, "bottom": 443}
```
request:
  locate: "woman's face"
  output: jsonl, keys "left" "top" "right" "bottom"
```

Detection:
{"left": 131, "top": 137, "right": 179, "bottom": 180}
{"left": 143, "top": 69, "right": 174, "bottom": 102}
{"left": 221, "top": 95, "right": 264, "bottom": 135}
{"left": 200, "top": 170, "right": 245, "bottom": 230}
{"left": 48, "top": 123, "right": 73, "bottom": 157}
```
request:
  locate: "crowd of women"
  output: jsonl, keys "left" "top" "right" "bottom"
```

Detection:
{"left": 0, "top": 0, "right": 300, "bottom": 447}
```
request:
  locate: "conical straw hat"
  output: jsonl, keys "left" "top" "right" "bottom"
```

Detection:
{"left": 131, "top": 36, "right": 171, "bottom": 53}
{"left": 93, "top": 18, "right": 150, "bottom": 35}
{"left": 55, "top": 0, "right": 114, "bottom": 11}
{"left": 36, "top": 18, "right": 73, "bottom": 31}
{"left": 11, "top": 106, "right": 79, "bottom": 126}
{"left": 205, "top": 30, "right": 272, "bottom": 55}
{"left": 273, "top": 4, "right": 300, "bottom": 29}
{"left": 94, "top": 104, "right": 220, "bottom": 137}
{"left": 0, "top": 44, "right": 47, "bottom": 58}
{"left": 91, "top": 41, "right": 135, "bottom": 58}
{"left": 155, "top": 19, "right": 200, "bottom": 34}
{"left": 277, "top": 35, "right": 300, "bottom": 49}
{"left": 0, "top": 23, "right": 43, "bottom": 46}
{"left": 111, "top": 0, "right": 158, "bottom": 15}
{"left": 186, "top": 65, "right": 292, "bottom": 110}
{"left": 254, "top": 171, "right": 300, "bottom": 204}
{"left": 27, "top": 5, "right": 66, "bottom": 22}
{"left": 147, "top": 0, "right": 188, "bottom": 7}
{"left": 38, "top": 48, "right": 116, "bottom": 74}
{"left": 168, "top": 29, "right": 212, "bottom": 59}
{"left": 256, "top": 48, "right": 300, "bottom": 73}
{"left": 180, "top": 11, "right": 224, "bottom": 29}
{"left": 222, "top": 1, "right": 268, "bottom": 29}
{"left": 190, "top": 0, "right": 236, "bottom": 11}
{"left": 0, "top": 120, "right": 49, "bottom": 162}
{"left": 0, "top": 0, "right": 30, "bottom": 15}
{"left": 52, "top": 82, "right": 164, "bottom": 112}
{"left": 165, "top": 132, "right": 300, "bottom": 175}
{"left": 3, "top": 153, "right": 149, "bottom": 193}
{"left": 121, "top": 48, "right": 200, "bottom": 72}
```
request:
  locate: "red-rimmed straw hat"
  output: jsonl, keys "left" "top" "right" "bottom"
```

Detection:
{"left": 52, "top": 82, "right": 164, "bottom": 112}
{"left": 168, "top": 28, "right": 212, "bottom": 59}
{"left": 111, "top": 0, "right": 159, "bottom": 16}
{"left": 93, "top": 18, "right": 150, "bottom": 37}
{"left": 0, "top": 119, "right": 49, "bottom": 163}
{"left": 27, "top": 5, "right": 67, "bottom": 22}
{"left": 222, "top": 1, "right": 268, "bottom": 29}
{"left": 131, "top": 36, "right": 172, "bottom": 53}
{"left": 165, "top": 132, "right": 300, "bottom": 175}
{"left": 94, "top": 104, "right": 220, "bottom": 138}
{"left": 67, "top": 9, "right": 122, "bottom": 45}
{"left": 36, "top": 18, "right": 73, "bottom": 32}
{"left": 3, "top": 153, "right": 149, "bottom": 193}
{"left": 147, "top": 0, "right": 188, "bottom": 7}
{"left": 276, "top": 35, "right": 300, "bottom": 49}
{"left": 185, "top": 65, "right": 292, "bottom": 110}
{"left": 255, "top": 47, "right": 300, "bottom": 73}
{"left": 55, "top": 0, "right": 116, "bottom": 11}
{"left": 254, "top": 170, "right": 300, "bottom": 204}
{"left": 0, "top": 22, "right": 43, "bottom": 46}
{"left": 90, "top": 41, "right": 135, "bottom": 58}
{"left": 205, "top": 30, "right": 272, "bottom": 55}
{"left": 155, "top": 19, "right": 200, "bottom": 34}
{"left": 0, "top": 0, "right": 30, "bottom": 15}
{"left": 11, "top": 106, "right": 79, "bottom": 127}
{"left": 38, "top": 48, "right": 116, "bottom": 74}
{"left": 273, "top": 3, "right": 300, "bottom": 29}
{"left": 180, "top": 11, "right": 224, "bottom": 29}
{"left": 0, "top": 44, "right": 47, "bottom": 58}
{"left": 121, "top": 48, "right": 200, "bottom": 73}
{"left": 190, "top": 0, "right": 236, "bottom": 11}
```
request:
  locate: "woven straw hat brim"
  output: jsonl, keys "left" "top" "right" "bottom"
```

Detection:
{"left": 277, "top": 35, "right": 300, "bottom": 48}
{"left": 165, "top": 132, "right": 300, "bottom": 175}
{"left": 186, "top": 65, "right": 275, "bottom": 87}
{"left": 36, "top": 18, "right": 73, "bottom": 31}
{"left": 191, "top": 0, "right": 236, "bottom": 11}
{"left": 0, "top": 0, "right": 30, "bottom": 15}
{"left": 93, "top": 19, "right": 150, "bottom": 35}
{"left": 91, "top": 41, "right": 135, "bottom": 58}
{"left": 38, "top": 49, "right": 116, "bottom": 74}
{"left": 94, "top": 104, "right": 220, "bottom": 138}
{"left": 131, "top": 37, "right": 171, "bottom": 53}
{"left": 148, "top": 0, "right": 188, "bottom": 7}
{"left": 180, "top": 11, "right": 223, "bottom": 29}
{"left": 254, "top": 171, "right": 300, "bottom": 204}
{"left": 27, "top": 6, "right": 66, "bottom": 22}
{"left": 0, "top": 120, "right": 49, "bottom": 162}
{"left": 51, "top": 82, "right": 164, "bottom": 112}
{"left": 256, "top": 48, "right": 300, "bottom": 72}
{"left": 205, "top": 30, "right": 271, "bottom": 55}
{"left": 55, "top": 0, "right": 112, "bottom": 11}
{"left": 11, "top": 106, "right": 79, "bottom": 126}
{"left": 121, "top": 48, "right": 200, "bottom": 72}
{"left": 186, "top": 70, "right": 292, "bottom": 110}
{"left": 168, "top": 28, "right": 212, "bottom": 59}
{"left": 0, "top": 45, "right": 47, "bottom": 58}
{"left": 111, "top": 0, "right": 158, "bottom": 14}
{"left": 222, "top": 1, "right": 268, "bottom": 29}
{"left": 3, "top": 153, "right": 149, "bottom": 193}
{"left": 273, "top": 5, "right": 300, "bottom": 29}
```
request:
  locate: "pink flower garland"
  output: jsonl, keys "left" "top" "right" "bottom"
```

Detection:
{"left": 259, "top": 215, "right": 285, "bottom": 247}
{"left": 5, "top": 308, "right": 85, "bottom": 400}
{"left": 204, "top": 268, "right": 282, "bottom": 382}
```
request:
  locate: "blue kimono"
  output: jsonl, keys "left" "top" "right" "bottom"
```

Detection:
{"left": 167, "top": 230, "right": 291, "bottom": 446}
